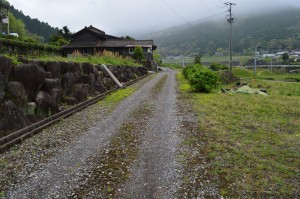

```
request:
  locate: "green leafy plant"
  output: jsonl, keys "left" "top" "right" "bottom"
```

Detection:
{"left": 133, "top": 46, "right": 144, "bottom": 62}
{"left": 0, "top": 38, "right": 60, "bottom": 56}
{"left": 183, "top": 64, "right": 220, "bottom": 93}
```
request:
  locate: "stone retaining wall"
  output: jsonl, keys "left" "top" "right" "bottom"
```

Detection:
{"left": 0, "top": 56, "right": 148, "bottom": 137}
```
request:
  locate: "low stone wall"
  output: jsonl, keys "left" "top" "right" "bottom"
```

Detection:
{"left": 0, "top": 56, "right": 148, "bottom": 137}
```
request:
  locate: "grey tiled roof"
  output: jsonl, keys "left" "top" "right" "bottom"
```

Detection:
{"left": 63, "top": 40, "right": 156, "bottom": 48}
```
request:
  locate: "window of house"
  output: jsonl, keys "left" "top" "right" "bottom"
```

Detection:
{"left": 129, "top": 48, "right": 134, "bottom": 54}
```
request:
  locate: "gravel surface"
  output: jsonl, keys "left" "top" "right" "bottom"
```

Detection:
{"left": 0, "top": 74, "right": 156, "bottom": 198}
{"left": 2, "top": 69, "right": 184, "bottom": 198}
{"left": 116, "top": 69, "right": 181, "bottom": 199}
{"left": 1, "top": 68, "right": 219, "bottom": 198}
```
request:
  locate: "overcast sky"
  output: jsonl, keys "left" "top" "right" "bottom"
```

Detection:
{"left": 8, "top": 0, "right": 300, "bottom": 37}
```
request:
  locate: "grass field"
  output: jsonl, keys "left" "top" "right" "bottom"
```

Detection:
{"left": 177, "top": 69, "right": 300, "bottom": 197}
{"left": 231, "top": 68, "right": 300, "bottom": 96}
{"left": 163, "top": 55, "right": 251, "bottom": 66}
{"left": 233, "top": 68, "right": 300, "bottom": 82}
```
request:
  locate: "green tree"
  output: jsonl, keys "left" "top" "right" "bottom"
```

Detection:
{"left": 153, "top": 50, "right": 161, "bottom": 65}
{"left": 0, "top": 0, "right": 9, "bottom": 6}
{"left": 58, "top": 26, "right": 72, "bottom": 41}
{"left": 49, "top": 34, "right": 69, "bottom": 46}
{"left": 49, "top": 26, "right": 71, "bottom": 46}
{"left": 133, "top": 46, "right": 144, "bottom": 62}
{"left": 121, "top": 35, "right": 135, "bottom": 40}
{"left": 216, "top": 48, "right": 224, "bottom": 55}
{"left": 194, "top": 55, "right": 201, "bottom": 64}
{"left": 282, "top": 53, "right": 289, "bottom": 63}
{"left": 8, "top": 12, "right": 26, "bottom": 37}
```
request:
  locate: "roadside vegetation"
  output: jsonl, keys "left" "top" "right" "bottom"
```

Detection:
{"left": 233, "top": 67, "right": 300, "bottom": 82}
{"left": 177, "top": 66, "right": 300, "bottom": 197}
{"left": 2, "top": 50, "right": 141, "bottom": 66}
{"left": 35, "top": 50, "right": 141, "bottom": 66}
{"left": 182, "top": 64, "right": 220, "bottom": 93}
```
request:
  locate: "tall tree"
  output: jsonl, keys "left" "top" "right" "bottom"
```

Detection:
{"left": 58, "top": 26, "right": 72, "bottom": 41}
{"left": 282, "top": 53, "right": 289, "bottom": 63}
{"left": 49, "top": 26, "right": 72, "bottom": 46}
{"left": 8, "top": 12, "right": 26, "bottom": 37}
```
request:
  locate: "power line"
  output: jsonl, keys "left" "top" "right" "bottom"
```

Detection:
{"left": 160, "top": 0, "right": 226, "bottom": 34}
{"left": 160, "top": 0, "right": 191, "bottom": 26}
{"left": 137, "top": 11, "right": 226, "bottom": 39}
{"left": 199, "top": 0, "right": 214, "bottom": 13}
{"left": 153, "top": 0, "right": 230, "bottom": 56}
{"left": 200, "top": 0, "right": 223, "bottom": 20}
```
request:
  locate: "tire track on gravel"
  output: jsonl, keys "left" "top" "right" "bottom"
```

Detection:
{"left": 116, "top": 69, "right": 181, "bottom": 199}
{"left": 68, "top": 75, "right": 168, "bottom": 198}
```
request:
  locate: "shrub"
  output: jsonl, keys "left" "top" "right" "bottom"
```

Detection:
{"left": 182, "top": 64, "right": 202, "bottom": 78}
{"left": 219, "top": 70, "right": 240, "bottom": 84}
{"left": 183, "top": 64, "right": 220, "bottom": 93}
{"left": 210, "top": 62, "right": 229, "bottom": 71}
{"left": 133, "top": 46, "right": 144, "bottom": 62}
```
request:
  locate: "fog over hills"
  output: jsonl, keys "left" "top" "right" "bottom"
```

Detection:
{"left": 138, "top": 7, "right": 300, "bottom": 57}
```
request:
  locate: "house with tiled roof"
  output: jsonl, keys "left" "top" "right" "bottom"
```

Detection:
{"left": 62, "top": 25, "right": 157, "bottom": 61}
{"left": 290, "top": 51, "right": 300, "bottom": 57}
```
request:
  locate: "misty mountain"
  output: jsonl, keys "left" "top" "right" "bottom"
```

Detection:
{"left": 145, "top": 7, "right": 300, "bottom": 57}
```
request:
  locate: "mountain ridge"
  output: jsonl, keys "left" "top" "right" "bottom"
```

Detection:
{"left": 143, "top": 7, "right": 300, "bottom": 57}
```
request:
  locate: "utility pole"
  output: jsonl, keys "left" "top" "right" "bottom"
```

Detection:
{"left": 225, "top": 2, "right": 235, "bottom": 71}
{"left": 254, "top": 46, "right": 261, "bottom": 75}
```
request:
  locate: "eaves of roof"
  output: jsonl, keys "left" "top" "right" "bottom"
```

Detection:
{"left": 63, "top": 40, "right": 156, "bottom": 49}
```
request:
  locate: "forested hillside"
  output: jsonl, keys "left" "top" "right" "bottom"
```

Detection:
{"left": 1, "top": 0, "right": 59, "bottom": 42}
{"left": 10, "top": 8, "right": 59, "bottom": 42}
{"left": 148, "top": 7, "right": 300, "bottom": 57}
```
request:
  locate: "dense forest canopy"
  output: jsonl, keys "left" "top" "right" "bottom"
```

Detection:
{"left": 147, "top": 7, "right": 300, "bottom": 57}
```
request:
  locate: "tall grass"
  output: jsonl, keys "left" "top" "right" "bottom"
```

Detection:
{"left": 31, "top": 50, "right": 141, "bottom": 66}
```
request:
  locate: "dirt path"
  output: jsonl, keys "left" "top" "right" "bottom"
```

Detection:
{"left": 4, "top": 68, "right": 183, "bottom": 198}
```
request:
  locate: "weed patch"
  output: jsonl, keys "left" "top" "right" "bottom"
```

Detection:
{"left": 98, "top": 87, "right": 136, "bottom": 108}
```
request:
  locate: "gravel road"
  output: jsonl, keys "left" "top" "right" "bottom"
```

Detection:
{"left": 2, "top": 68, "right": 185, "bottom": 198}
{"left": 116, "top": 69, "right": 181, "bottom": 199}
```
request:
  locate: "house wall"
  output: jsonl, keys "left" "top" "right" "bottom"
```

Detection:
{"left": 64, "top": 29, "right": 155, "bottom": 61}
